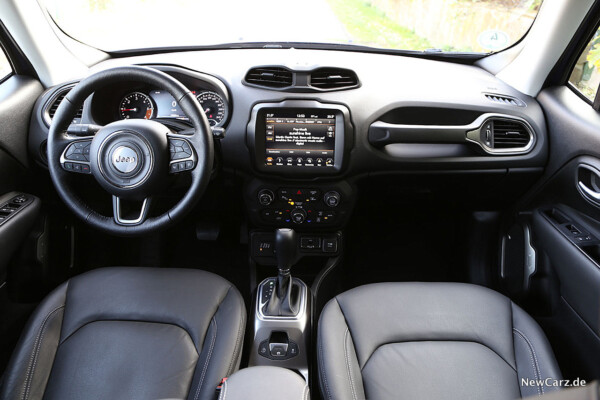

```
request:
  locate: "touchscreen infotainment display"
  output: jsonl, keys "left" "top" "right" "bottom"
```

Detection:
{"left": 264, "top": 111, "right": 336, "bottom": 168}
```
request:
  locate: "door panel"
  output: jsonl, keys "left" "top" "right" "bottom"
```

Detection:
{"left": 0, "top": 74, "right": 43, "bottom": 280}
{"left": 516, "top": 87, "right": 600, "bottom": 380}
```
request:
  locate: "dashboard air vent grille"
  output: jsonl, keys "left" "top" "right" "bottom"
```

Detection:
{"left": 491, "top": 119, "right": 531, "bottom": 149}
{"left": 245, "top": 67, "right": 293, "bottom": 88}
{"left": 47, "top": 88, "right": 83, "bottom": 123}
{"left": 484, "top": 93, "right": 524, "bottom": 107}
{"left": 310, "top": 68, "right": 359, "bottom": 89}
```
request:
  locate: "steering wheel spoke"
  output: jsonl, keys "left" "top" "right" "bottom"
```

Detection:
{"left": 112, "top": 196, "right": 151, "bottom": 226}
{"left": 167, "top": 133, "right": 197, "bottom": 174}
{"left": 59, "top": 136, "right": 94, "bottom": 175}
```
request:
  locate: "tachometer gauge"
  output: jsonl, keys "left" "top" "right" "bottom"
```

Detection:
{"left": 119, "top": 92, "right": 154, "bottom": 120}
{"left": 196, "top": 91, "right": 227, "bottom": 127}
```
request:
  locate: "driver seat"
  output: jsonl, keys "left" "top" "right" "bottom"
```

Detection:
{"left": 0, "top": 267, "right": 246, "bottom": 400}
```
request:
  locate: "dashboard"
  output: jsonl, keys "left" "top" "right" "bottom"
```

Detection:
{"left": 27, "top": 48, "right": 549, "bottom": 230}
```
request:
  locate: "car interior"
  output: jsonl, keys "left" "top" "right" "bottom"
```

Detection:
{"left": 0, "top": 0, "right": 599, "bottom": 399}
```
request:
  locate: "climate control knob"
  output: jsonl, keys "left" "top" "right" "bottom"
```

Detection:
{"left": 258, "top": 189, "right": 274, "bottom": 206}
{"left": 324, "top": 191, "right": 341, "bottom": 207}
{"left": 290, "top": 208, "right": 307, "bottom": 224}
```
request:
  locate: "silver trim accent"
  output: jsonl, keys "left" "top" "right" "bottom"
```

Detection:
{"left": 112, "top": 196, "right": 150, "bottom": 225}
{"left": 249, "top": 277, "right": 310, "bottom": 382}
{"left": 576, "top": 164, "right": 600, "bottom": 207}
{"left": 523, "top": 224, "right": 537, "bottom": 289}
{"left": 256, "top": 277, "right": 308, "bottom": 322}
{"left": 578, "top": 180, "right": 600, "bottom": 202}
{"left": 465, "top": 114, "right": 536, "bottom": 155}
{"left": 500, "top": 223, "right": 537, "bottom": 290}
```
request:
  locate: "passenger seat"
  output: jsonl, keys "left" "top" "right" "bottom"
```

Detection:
{"left": 317, "top": 282, "right": 561, "bottom": 400}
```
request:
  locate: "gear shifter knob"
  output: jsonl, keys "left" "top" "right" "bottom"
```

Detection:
{"left": 263, "top": 228, "right": 302, "bottom": 316}
{"left": 275, "top": 228, "right": 298, "bottom": 274}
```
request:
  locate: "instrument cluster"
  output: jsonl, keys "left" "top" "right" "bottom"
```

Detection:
{"left": 118, "top": 89, "right": 228, "bottom": 127}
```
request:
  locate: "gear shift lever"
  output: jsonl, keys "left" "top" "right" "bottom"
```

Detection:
{"left": 263, "top": 228, "right": 301, "bottom": 316}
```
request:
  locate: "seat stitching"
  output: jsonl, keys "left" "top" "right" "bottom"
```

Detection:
{"left": 360, "top": 338, "right": 517, "bottom": 373}
{"left": 513, "top": 328, "right": 543, "bottom": 396}
{"left": 194, "top": 317, "right": 217, "bottom": 400}
{"left": 21, "top": 305, "right": 64, "bottom": 400}
{"left": 344, "top": 328, "right": 358, "bottom": 400}
{"left": 318, "top": 331, "right": 332, "bottom": 400}
{"left": 225, "top": 287, "right": 245, "bottom": 376}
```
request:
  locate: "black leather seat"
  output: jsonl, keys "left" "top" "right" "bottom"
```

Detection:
{"left": 318, "top": 282, "right": 562, "bottom": 400}
{"left": 0, "top": 267, "right": 246, "bottom": 400}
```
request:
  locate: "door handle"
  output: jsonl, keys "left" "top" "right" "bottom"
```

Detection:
{"left": 577, "top": 164, "right": 600, "bottom": 206}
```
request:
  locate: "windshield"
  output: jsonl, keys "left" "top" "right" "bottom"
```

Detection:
{"left": 41, "top": 0, "right": 542, "bottom": 53}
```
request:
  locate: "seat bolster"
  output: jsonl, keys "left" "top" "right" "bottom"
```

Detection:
{"left": 187, "top": 285, "right": 247, "bottom": 400}
{"left": 0, "top": 282, "right": 68, "bottom": 400}
{"left": 318, "top": 298, "right": 366, "bottom": 400}
{"left": 512, "top": 302, "right": 562, "bottom": 398}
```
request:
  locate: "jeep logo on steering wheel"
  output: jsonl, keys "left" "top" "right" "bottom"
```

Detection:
{"left": 111, "top": 145, "right": 139, "bottom": 174}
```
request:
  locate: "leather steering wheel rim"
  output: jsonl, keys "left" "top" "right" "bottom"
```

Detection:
{"left": 47, "top": 66, "right": 214, "bottom": 237}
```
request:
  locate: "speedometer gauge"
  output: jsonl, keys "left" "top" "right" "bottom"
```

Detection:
{"left": 119, "top": 92, "right": 154, "bottom": 120}
{"left": 196, "top": 91, "right": 227, "bottom": 127}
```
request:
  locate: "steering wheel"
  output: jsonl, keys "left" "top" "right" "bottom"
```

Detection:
{"left": 47, "top": 66, "right": 214, "bottom": 237}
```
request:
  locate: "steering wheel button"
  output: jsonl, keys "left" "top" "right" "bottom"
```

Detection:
{"left": 73, "top": 163, "right": 82, "bottom": 172}
{"left": 170, "top": 163, "right": 180, "bottom": 173}
{"left": 171, "top": 152, "right": 187, "bottom": 160}
{"left": 185, "top": 160, "right": 194, "bottom": 169}
{"left": 81, "top": 164, "right": 91, "bottom": 174}
{"left": 63, "top": 162, "right": 73, "bottom": 170}
{"left": 71, "top": 154, "right": 87, "bottom": 162}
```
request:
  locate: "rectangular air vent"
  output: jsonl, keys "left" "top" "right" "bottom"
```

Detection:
{"left": 245, "top": 67, "right": 293, "bottom": 88}
{"left": 484, "top": 93, "right": 524, "bottom": 107}
{"left": 46, "top": 87, "right": 83, "bottom": 125}
{"left": 309, "top": 68, "right": 359, "bottom": 90}
{"left": 491, "top": 119, "right": 531, "bottom": 149}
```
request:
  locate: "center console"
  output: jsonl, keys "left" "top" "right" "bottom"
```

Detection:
{"left": 245, "top": 101, "right": 353, "bottom": 390}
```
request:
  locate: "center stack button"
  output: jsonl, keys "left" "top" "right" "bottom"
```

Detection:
{"left": 290, "top": 209, "right": 307, "bottom": 224}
